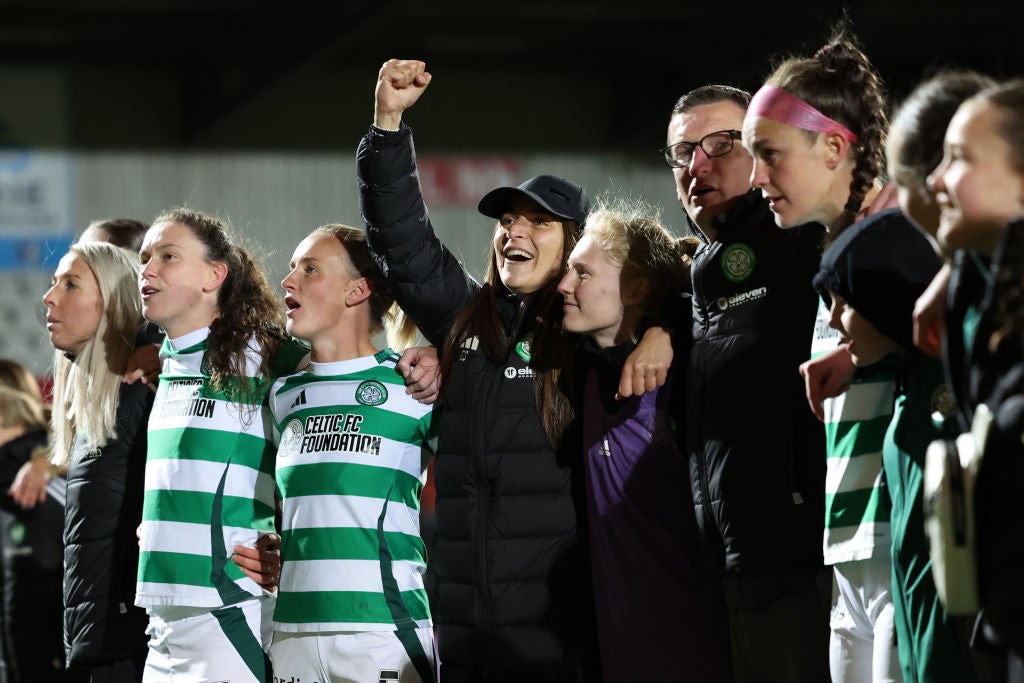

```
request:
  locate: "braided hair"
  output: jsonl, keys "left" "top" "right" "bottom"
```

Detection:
{"left": 766, "top": 22, "right": 888, "bottom": 236}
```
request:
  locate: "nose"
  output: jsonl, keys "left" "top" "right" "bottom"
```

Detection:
{"left": 281, "top": 269, "right": 296, "bottom": 291}
{"left": 42, "top": 284, "right": 57, "bottom": 308}
{"left": 749, "top": 157, "right": 768, "bottom": 189}
{"left": 140, "top": 258, "right": 156, "bottom": 281}
{"left": 827, "top": 298, "right": 845, "bottom": 334}
{"left": 556, "top": 269, "right": 575, "bottom": 297}
{"left": 687, "top": 145, "right": 713, "bottom": 177}
{"left": 926, "top": 158, "right": 948, "bottom": 196}
{"left": 504, "top": 215, "right": 531, "bottom": 239}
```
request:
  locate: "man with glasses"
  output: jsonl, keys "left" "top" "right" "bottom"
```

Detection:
{"left": 664, "top": 85, "right": 829, "bottom": 683}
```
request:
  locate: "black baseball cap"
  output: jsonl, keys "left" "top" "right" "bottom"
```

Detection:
{"left": 813, "top": 208, "right": 942, "bottom": 351}
{"left": 477, "top": 175, "right": 591, "bottom": 227}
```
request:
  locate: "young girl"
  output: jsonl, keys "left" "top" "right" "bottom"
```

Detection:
{"left": 134, "top": 208, "right": 303, "bottom": 683}
{"left": 813, "top": 211, "right": 977, "bottom": 683}
{"left": 42, "top": 241, "right": 154, "bottom": 682}
{"left": 887, "top": 71, "right": 996, "bottom": 249}
{"left": 556, "top": 201, "right": 731, "bottom": 683}
{"left": 928, "top": 79, "right": 1024, "bottom": 680}
{"left": 885, "top": 70, "right": 995, "bottom": 358}
{"left": 742, "top": 26, "right": 903, "bottom": 682}
{"left": 269, "top": 224, "right": 435, "bottom": 683}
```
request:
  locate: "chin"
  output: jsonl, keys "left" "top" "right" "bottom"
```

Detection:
{"left": 500, "top": 277, "right": 528, "bottom": 294}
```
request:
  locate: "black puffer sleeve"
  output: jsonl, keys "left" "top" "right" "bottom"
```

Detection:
{"left": 357, "top": 123, "right": 480, "bottom": 347}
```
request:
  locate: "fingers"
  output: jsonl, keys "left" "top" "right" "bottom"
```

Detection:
{"left": 122, "top": 368, "right": 146, "bottom": 384}
{"left": 231, "top": 534, "right": 282, "bottom": 589}
{"left": 124, "top": 343, "right": 161, "bottom": 384}
{"left": 406, "top": 372, "right": 440, "bottom": 403}
{"left": 230, "top": 545, "right": 263, "bottom": 571}
{"left": 651, "top": 364, "right": 668, "bottom": 392}
{"left": 10, "top": 485, "right": 36, "bottom": 509}
{"left": 396, "top": 347, "right": 422, "bottom": 380}
{"left": 634, "top": 364, "right": 657, "bottom": 396}
{"left": 397, "top": 347, "right": 441, "bottom": 404}
{"left": 618, "top": 326, "right": 673, "bottom": 399}
{"left": 9, "top": 462, "right": 48, "bottom": 509}
{"left": 616, "top": 361, "right": 668, "bottom": 401}
{"left": 254, "top": 532, "right": 282, "bottom": 552}
{"left": 378, "top": 59, "right": 430, "bottom": 89}
{"left": 374, "top": 59, "right": 432, "bottom": 129}
{"left": 616, "top": 364, "right": 634, "bottom": 400}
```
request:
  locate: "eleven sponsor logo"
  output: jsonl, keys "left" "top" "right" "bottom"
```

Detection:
{"left": 504, "top": 366, "right": 536, "bottom": 379}
{"left": 716, "top": 286, "right": 767, "bottom": 311}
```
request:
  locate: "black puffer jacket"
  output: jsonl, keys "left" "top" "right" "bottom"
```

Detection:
{"left": 357, "top": 124, "right": 599, "bottom": 681}
{"left": 0, "top": 429, "right": 65, "bottom": 683}
{"left": 63, "top": 380, "right": 152, "bottom": 670}
{"left": 687, "top": 191, "right": 826, "bottom": 592}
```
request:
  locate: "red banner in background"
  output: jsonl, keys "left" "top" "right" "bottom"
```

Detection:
{"left": 418, "top": 157, "right": 521, "bottom": 208}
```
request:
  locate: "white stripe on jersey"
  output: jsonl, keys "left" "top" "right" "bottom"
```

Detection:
{"left": 280, "top": 495, "right": 421, "bottom": 537}
{"left": 823, "top": 380, "right": 895, "bottom": 424}
{"left": 139, "top": 520, "right": 267, "bottom": 557}
{"left": 279, "top": 559, "right": 426, "bottom": 594}
{"left": 825, "top": 453, "right": 885, "bottom": 497}
{"left": 277, "top": 437, "right": 426, "bottom": 480}
{"left": 144, "top": 459, "right": 275, "bottom": 502}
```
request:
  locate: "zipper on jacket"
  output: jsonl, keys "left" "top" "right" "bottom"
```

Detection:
{"left": 471, "top": 296, "right": 526, "bottom": 633}
{"left": 693, "top": 315, "right": 716, "bottom": 543}
{"left": 691, "top": 256, "right": 714, "bottom": 516}
{"left": 473, "top": 297, "right": 526, "bottom": 630}
{"left": 472, "top": 368, "right": 493, "bottom": 632}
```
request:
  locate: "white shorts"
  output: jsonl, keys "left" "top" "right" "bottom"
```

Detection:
{"left": 143, "top": 598, "right": 273, "bottom": 683}
{"left": 830, "top": 556, "right": 901, "bottom": 683}
{"left": 270, "top": 627, "right": 436, "bottom": 683}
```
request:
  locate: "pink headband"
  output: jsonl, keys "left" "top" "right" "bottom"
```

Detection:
{"left": 748, "top": 85, "right": 859, "bottom": 144}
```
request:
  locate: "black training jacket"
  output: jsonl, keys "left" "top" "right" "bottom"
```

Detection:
{"left": 63, "top": 379, "right": 152, "bottom": 670}
{"left": 357, "top": 124, "right": 599, "bottom": 681}
{"left": 0, "top": 429, "right": 65, "bottom": 682}
{"left": 687, "top": 191, "right": 826, "bottom": 593}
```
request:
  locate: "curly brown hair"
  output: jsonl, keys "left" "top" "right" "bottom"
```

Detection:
{"left": 152, "top": 208, "right": 286, "bottom": 398}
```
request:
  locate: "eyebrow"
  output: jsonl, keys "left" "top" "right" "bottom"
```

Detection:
{"left": 291, "top": 255, "right": 320, "bottom": 268}
{"left": 745, "top": 137, "right": 769, "bottom": 153}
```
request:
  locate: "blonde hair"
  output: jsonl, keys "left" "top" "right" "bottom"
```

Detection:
{"left": 0, "top": 358, "right": 42, "bottom": 403}
{"left": 49, "top": 242, "right": 144, "bottom": 467}
{"left": 315, "top": 224, "right": 420, "bottom": 351}
{"left": 0, "top": 386, "right": 48, "bottom": 433}
{"left": 583, "top": 198, "right": 695, "bottom": 321}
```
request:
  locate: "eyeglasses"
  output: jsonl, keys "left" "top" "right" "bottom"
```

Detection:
{"left": 661, "top": 130, "right": 742, "bottom": 169}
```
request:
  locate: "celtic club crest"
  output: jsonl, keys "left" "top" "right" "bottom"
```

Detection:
{"left": 356, "top": 380, "right": 388, "bottom": 406}
{"left": 721, "top": 243, "right": 756, "bottom": 282}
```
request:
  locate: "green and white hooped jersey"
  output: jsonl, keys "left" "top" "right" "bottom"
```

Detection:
{"left": 270, "top": 349, "right": 435, "bottom": 633}
{"left": 136, "top": 328, "right": 298, "bottom": 609}
{"left": 813, "top": 299, "right": 897, "bottom": 564}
